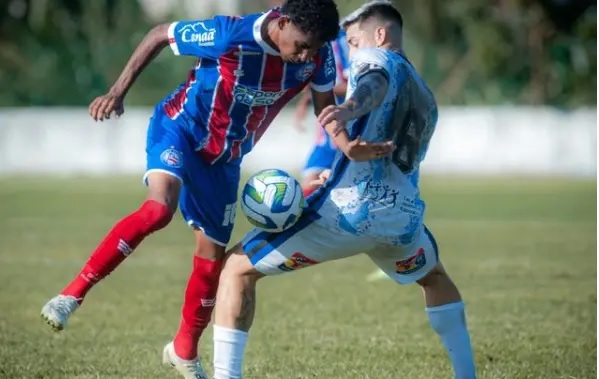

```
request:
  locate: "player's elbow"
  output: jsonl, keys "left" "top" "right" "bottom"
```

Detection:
{"left": 147, "top": 23, "right": 171, "bottom": 48}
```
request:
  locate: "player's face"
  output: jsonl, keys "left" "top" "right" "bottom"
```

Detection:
{"left": 345, "top": 23, "right": 378, "bottom": 59}
{"left": 277, "top": 17, "right": 323, "bottom": 63}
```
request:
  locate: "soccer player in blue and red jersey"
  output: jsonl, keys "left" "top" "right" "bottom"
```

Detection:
{"left": 40, "top": 0, "right": 394, "bottom": 377}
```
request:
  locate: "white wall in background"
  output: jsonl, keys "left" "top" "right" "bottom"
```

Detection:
{"left": 0, "top": 107, "right": 595, "bottom": 178}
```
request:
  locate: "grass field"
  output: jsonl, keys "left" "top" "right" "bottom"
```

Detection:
{"left": 0, "top": 175, "right": 596, "bottom": 379}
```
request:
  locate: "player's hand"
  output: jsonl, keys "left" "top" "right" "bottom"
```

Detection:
{"left": 344, "top": 136, "right": 395, "bottom": 162}
{"left": 317, "top": 105, "right": 354, "bottom": 135}
{"left": 89, "top": 93, "right": 125, "bottom": 122}
{"left": 309, "top": 169, "right": 331, "bottom": 187}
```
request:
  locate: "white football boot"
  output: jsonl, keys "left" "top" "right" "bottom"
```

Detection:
{"left": 40, "top": 294, "right": 80, "bottom": 331}
{"left": 162, "top": 342, "right": 209, "bottom": 379}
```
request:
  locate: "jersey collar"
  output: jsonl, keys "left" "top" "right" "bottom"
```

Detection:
{"left": 253, "top": 10, "right": 281, "bottom": 56}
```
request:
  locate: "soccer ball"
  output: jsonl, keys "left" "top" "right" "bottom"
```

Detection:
{"left": 240, "top": 169, "right": 306, "bottom": 232}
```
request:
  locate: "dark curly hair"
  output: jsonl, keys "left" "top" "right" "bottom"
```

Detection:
{"left": 281, "top": 0, "right": 340, "bottom": 42}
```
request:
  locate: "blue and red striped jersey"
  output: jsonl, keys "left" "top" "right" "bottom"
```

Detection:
{"left": 162, "top": 9, "right": 336, "bottom": 164}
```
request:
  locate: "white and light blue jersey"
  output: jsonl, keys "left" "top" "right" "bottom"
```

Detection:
{"left": 309, "top": 47, "right": 438, "bottom": 246}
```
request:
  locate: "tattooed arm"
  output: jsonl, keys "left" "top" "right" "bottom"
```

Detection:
{"left": 339, "top": 70, "right": 389, "bottom": 121}
{"left": 317, "top": 70, "right": 393, "bottom": 161}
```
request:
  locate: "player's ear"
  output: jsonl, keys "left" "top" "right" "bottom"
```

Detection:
{"left": 374, "top": 27, "right": 387, "bottom": 47}
{"left": 277, "top": 15, "right": 291, "bottom": 30}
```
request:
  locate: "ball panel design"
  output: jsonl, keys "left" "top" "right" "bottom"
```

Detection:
{"left": 240, "top": 169, "right": 306, "bottom": 232}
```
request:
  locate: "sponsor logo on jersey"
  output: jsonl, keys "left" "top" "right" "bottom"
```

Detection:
{"left": 234, "top": 86, "right": 286, "bottom": 107}
{"left": 179, "top": 22, "right": 216, "bottom": 47}
{"left": 395, "top": 248, "right": 426, "bottom": 274}
{"left": 278, "top": 252, "right": 318, "bottom": 272}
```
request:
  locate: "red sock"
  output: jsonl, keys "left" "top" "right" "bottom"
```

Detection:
{"left": 60, "top": 200, "right": 172, "bottom": 301}
{"left": 303, "top": 186, "right": 318, "bottom": 198}
{"left": 173, "top": 256, "right": 222, "bottom": 360}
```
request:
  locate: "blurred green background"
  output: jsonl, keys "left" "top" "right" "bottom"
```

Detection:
{"left": 0, "top": 0, "right": 595, "bottom": 108}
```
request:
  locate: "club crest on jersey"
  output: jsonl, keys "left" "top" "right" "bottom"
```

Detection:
{"left": 278, "top": 252, "right": 318, "bottom": 272}
{"left": 395, "top": 248, "right": 426, "bottom": 274}
{"left": 160, "top": 148, "right": 183, "bottom": 168}
{"left": 295, "top": 62, "right": 316, "bottom": 81}
{"left": 179, "top": 22, "right": 216, "bottom": 47}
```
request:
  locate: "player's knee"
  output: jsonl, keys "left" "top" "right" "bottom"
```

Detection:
{"left": 146, "top": 171, "right": 181, "bottom": 212}
{"left": 221, "top": 245, "right": 262, "bottom": 281}
{"left": 416, "top": 263, "right": 449, "bottom": 288}
{"left": 193, "top": 230, "right": 227, "bottom": 261}
{"left": 137, "top": 200, "right": 174, "bottom": 233}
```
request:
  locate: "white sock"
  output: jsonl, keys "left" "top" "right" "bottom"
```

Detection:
{"left": 426, "top": 301, "right": 477, "bottom": 379}
{"left": 213, "top": 325, "right": 248, "bottom": 379}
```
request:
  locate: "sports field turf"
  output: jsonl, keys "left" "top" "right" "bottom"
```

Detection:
{"left": 0, "top": 175, "right": 595, "bottom": 379}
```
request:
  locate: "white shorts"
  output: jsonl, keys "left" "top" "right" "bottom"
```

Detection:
{"left": 242, "top": 214, "right": 439, "bottom": 284}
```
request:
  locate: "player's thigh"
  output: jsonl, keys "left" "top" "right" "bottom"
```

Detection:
{"left": 368, "top": 225, "right": 439, "bottom": 285}
{"left": 144, "top": 107, "right": 187, "bottom": 211}
{"left": 242, "top": 216, "right": 372, "bottom": 275}
{"left": 179, "top": 158, "right": 241, "bottom": 249}
{"left": 221, "top": 242, "right": 266, "bottom": 279}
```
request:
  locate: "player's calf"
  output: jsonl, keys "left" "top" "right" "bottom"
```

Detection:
{"left": 173, "top": 233, "right": 226, "bottom": 360}
{"left": 60, "top": 199, "right": 174, "bottom": 300}
{"left": 40, "top": 199, "right": 174, "bottom": 331}
{"left": 212, "top": 246, "right": 264, "bottom": 379}
{"left": 40, "top": 173, "right": 180, "bottom": 332}
{"left": 416, "top": 263, "right": 462, "bottom": 306}
{"left": 417, "top": 263, "right": 477, "bottom": 379}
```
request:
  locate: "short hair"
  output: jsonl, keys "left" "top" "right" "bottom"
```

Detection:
{"left": 342, "top": 1, "right": 404, "bottom": 30}
{"left": 281, "top": 0, "right": 340, "bottom": 42}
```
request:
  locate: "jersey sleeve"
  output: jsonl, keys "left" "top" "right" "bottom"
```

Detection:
{"left": 167, "top": 16, "right": 235, "bottom": 59}
{"left": 349, "top": 48, "right": 393, "bottom": 86}
{"left": 310, "top": 43, "right": 336, "bottom": 93}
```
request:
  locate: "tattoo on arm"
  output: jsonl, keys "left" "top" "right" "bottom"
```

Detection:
{"left": 344, "top": 72, "right": 388, "bottom": 119}
{"left": 234, "top": 286, "right": 256, "bottom": 332}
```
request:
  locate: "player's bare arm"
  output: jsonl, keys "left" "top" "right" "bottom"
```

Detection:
{"left": 89, "top": 23, "right": 170, "bottom": 121}
{"left": 296, "top": 79, "right": 347, "bottom": 131}
{"left": 333, "top": 80, "right": 348, "bottom": 98}
{"left": 293, "top": 87, "right": 313, "bottom": 131}
{"left": 316, "top": 71, "right": 394, "bottom": 161}
{"left": 319, "top": 70, "right": 389, "bottom": 127}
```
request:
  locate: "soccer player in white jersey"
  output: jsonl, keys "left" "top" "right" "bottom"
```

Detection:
{"left": 209, "top": 2, "right": 477, "bottom": 378}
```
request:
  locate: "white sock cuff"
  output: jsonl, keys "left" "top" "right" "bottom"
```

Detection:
{"left": 214, "top": 325, "right": 248, "bottom": 343}
{"left": 426, "top": 301, "right": 465, "bottom": 314}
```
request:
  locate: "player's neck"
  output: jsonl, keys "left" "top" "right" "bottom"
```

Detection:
{"left": 380, "top": 37, "right": 403, "bottom": 54}
{"left": 262, "top": 16, "right": 281, "bottom": 53}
